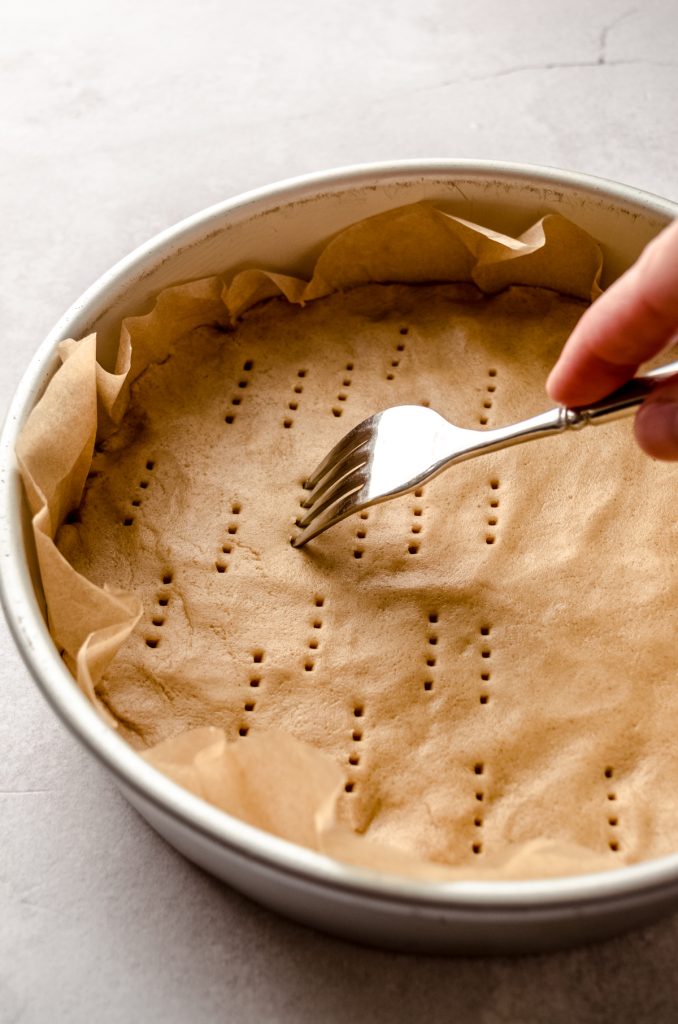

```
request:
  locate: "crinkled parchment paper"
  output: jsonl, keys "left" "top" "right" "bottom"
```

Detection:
{"left": 20, "top": 202, "right": 667, "bottom": 881}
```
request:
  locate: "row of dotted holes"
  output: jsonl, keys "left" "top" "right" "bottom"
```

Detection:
{"left": 605, "top": 766, "right": 620, "bottom": 852}
{"left": 346, "top": 702, "right": 364, "bottom": 793}
{"left": 409, "top": 488, "right": 424, "bottom": 555}
{"left": 353, "top": 510, "right": 369, "bottom": 560}
{"left": 224, "top": 359, "right": 254, "bottom": 424}
{"left": 472, "top": 762, "right": 485, "bottom": 854}
{"left": 479, "top": 368, "right": 497, "bottom": 426}
{"left": 239, "top": 649, "right": 264, "bottom": 736}
{"left": 216, "top": 502, "right": 241, "bottom": 572}
{"left": 305, "top": 596, "right": 324, "bottom": 673}
{"left": 123, "top": 459, "right": 156, "bottom": 527}
{"left": 479, "top": 625, "right": 491, "bottom": 706}
{"left": 145, "top": 571, "right": 173, "bottom": 648}
{"left": 386, "top": 326, "right": 408, "bottom": 380}
{"left": 284, "top": 368, "right": 307, "bottom": 429}
{"left": 424, "top": 611, "right": 438, "bottom": 692}
{"left": 332, "top": 363, "right": 353, "bottom": 418}
{"left": 479, "top": 370, "right": 499, "bottom": 544}
{"left": 486, "top": 479, "right": 499, "bottom": 545}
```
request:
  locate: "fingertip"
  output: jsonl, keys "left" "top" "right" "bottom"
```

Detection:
{"left": 545, "top": 365, "right": 565, "bottom": 404}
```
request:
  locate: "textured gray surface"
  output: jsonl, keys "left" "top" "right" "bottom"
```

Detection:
{"left": 1, "top": 1, "right": 677, "bottom": 1020}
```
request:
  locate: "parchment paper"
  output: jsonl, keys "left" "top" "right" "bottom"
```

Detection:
{"left": 18, "top": 202, "right": 648, "bottom": 881}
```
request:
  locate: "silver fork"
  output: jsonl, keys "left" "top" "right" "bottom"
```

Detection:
{"left": 292, "top": 360, "right": 678, "bottom": 548}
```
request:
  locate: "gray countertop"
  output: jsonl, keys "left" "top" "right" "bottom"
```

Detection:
{"left": 2, "top": 1, "right": 677, "bottom": 1020}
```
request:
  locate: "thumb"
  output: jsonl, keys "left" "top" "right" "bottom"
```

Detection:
{"left": 634, "top": 374, "right": 678, "bottom": 461}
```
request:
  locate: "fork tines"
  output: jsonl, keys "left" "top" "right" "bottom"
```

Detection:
{"left": 292, "top": 416, "right": 377, "bottom": 547}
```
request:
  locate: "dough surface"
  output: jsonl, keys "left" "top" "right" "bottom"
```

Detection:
{"left": 57, "top": 282, "right": 677, "bottom": 870}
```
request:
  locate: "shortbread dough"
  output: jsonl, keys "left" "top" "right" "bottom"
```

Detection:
{"left": 56, "top": 281, "right": 677, "bottom": 871}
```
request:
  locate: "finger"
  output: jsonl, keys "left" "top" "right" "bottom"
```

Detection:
{"left": 547, "top": 219, "right": 678, "bottom": 406}
{"left": 634, "top": 374, "right": 678, "bottom": 461}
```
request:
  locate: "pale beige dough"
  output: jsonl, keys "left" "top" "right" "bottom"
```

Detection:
{"left": 57, "top": 282, "right": 677, "bottom": 870}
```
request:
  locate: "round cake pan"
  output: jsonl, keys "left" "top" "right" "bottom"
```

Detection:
{"left": 1, "top": 161, "right": 677, "bottom": 955}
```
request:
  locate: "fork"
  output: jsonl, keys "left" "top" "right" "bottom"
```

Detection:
{"left": 292, "top": 360, "right": 678, "bottom": 548}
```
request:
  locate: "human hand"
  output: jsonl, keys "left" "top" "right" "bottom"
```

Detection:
{"left": 547, "top": 218, "right": 678, "bottom": 460}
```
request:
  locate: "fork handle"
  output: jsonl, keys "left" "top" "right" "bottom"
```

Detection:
{"left": 475, "top": 359, "right": 678, "bottom": 455}
{"left": 564, "top": 359, "right": 678, "bottom": 428}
